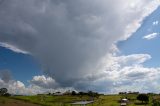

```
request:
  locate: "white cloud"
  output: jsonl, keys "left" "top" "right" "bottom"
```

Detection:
{"left": 0, "top": 42, "right": 29, "bottom": 54}
{"left": 99, "top": 54, "right": 160, "bottom": 93}
{"left": 112, "top": 66, "right": 160, "bottom": 93}
{"left": 100, "top": 54, "right": 151, "bottom": 73}
{"left": 30, "top": 75, "right": 58, "bottom": 89}
{"left": 115, "top": 54, "right": 151, "bottom": 66}
{"left": 13, "top": 81, "right": 25, "bottom": 88}
{"left": 1, "top": 53, "right": 160, "bottom": 94}
{"left": 0, "top": 77, "right": 75, "bottom": 95}
{"left": 0, "top": 79, "right": 29, "bottom": 95}
{"left": 153, "top": 20, "right": 159, "bottom": 25}
{"left": 143, "top": 33, "right": 159, "bottom": 40}
{"left": 0, "top": 74, "right": 76, "bottom": 95}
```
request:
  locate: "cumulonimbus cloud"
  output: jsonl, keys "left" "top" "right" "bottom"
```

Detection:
{"left": 0, "top": 0, "right": 159, "bottom": 91}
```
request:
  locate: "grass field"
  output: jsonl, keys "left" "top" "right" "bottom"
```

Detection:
{"left": 0, "top": 94, "right": 156, "bottom": 106}
{"left": 0, "top": 96, "right": 39, "bottom": 106}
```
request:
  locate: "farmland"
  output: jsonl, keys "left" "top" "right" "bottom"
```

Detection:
{"left": 0, "top": 94, "right": 158, "bottom": 106}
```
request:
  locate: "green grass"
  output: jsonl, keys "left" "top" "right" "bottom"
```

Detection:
{"left": 12, "top": 95, "right": 91, "bottom": 106}
{"left": 5, "top": 94, "right": 157, "bottom": 106}
{"left": 0, "top": 96, "right": 7, "bottom": 104}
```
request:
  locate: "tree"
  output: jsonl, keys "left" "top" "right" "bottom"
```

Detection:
{"left": 71, "top": 91, "right": 77, "bottom": 95}
{"left": 48, "top": 93, "right": 51, "bottom": 95}
{"left": 137, "top": 94, "right": 149, "bottom": 103}
{"left": 78, "top": 91, "right": 85, "bottom": 95}
{"left": 0, "top": 88, "right": 7, "bottom": 96}
{"left": 3, "top": 93, "right": 11, "bottom": 97}
{"left": 88, "top": 91, "right": 93, "bottom": 97}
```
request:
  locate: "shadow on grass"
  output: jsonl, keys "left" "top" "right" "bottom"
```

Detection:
{"left": 134, "top": 102, "right": 148, "bottom": 105}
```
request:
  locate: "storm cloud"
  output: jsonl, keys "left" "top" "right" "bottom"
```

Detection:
{"left": 0, "top": 0, "right": 159, "bottom": 91}
{"left": 0, "top": 70, "right": 12, "bottom": 83}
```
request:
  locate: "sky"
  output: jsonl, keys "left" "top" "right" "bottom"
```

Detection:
{"left": 118, "top": 7, "right": 160, "bottom": 68}
{"left": 0, "top": 0, "right": 160, "bottom": 95}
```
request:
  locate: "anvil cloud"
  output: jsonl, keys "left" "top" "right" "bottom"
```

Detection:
{"left": 0, "top": 0, "right": 159, "bottom": 92}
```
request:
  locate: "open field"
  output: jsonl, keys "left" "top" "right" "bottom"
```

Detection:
{"left": 0, "top": 94, "right": 157, "bottom": 106}
{"left": 0, "top": 96, "right": 40, "bottom": 106}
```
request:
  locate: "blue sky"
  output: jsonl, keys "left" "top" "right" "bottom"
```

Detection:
{"left": 0, "top": 0, "right": 159, "bottom": 94}
{"left": 0, "top": 46, "right": 42, "bottom": 85}
{"left": 118, "top": 6, "right": 160, "bottom": 68}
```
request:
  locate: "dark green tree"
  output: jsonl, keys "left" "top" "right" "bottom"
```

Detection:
{"left": 78, "top": 91, "right": 85, "bottom": 95}
{"left": 137, "top": 94, "right": 149, "bottom": 103}
{"left": 71, "top": 91, "right": 77, "bottom": 95}
{"left": 88, "top": 91, "right": 93, "bottom": 96}
{"left": 0, "top": 88, "right": 7, "bottom": 96}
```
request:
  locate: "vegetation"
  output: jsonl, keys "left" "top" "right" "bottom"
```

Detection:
{"left": 10, "top": 94, "right": 152, "bottom": 106}
{"left": 1, "top": 90, "right": 160, "bottom": 106}
{"left": 0, "top": 88, "right": 7, "bottom": 95}
{"left": 0, "top": 88, "right": 11, "bottom": 97}
{"left": 137, "top": 94, "right": 149, "bottom": 104}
